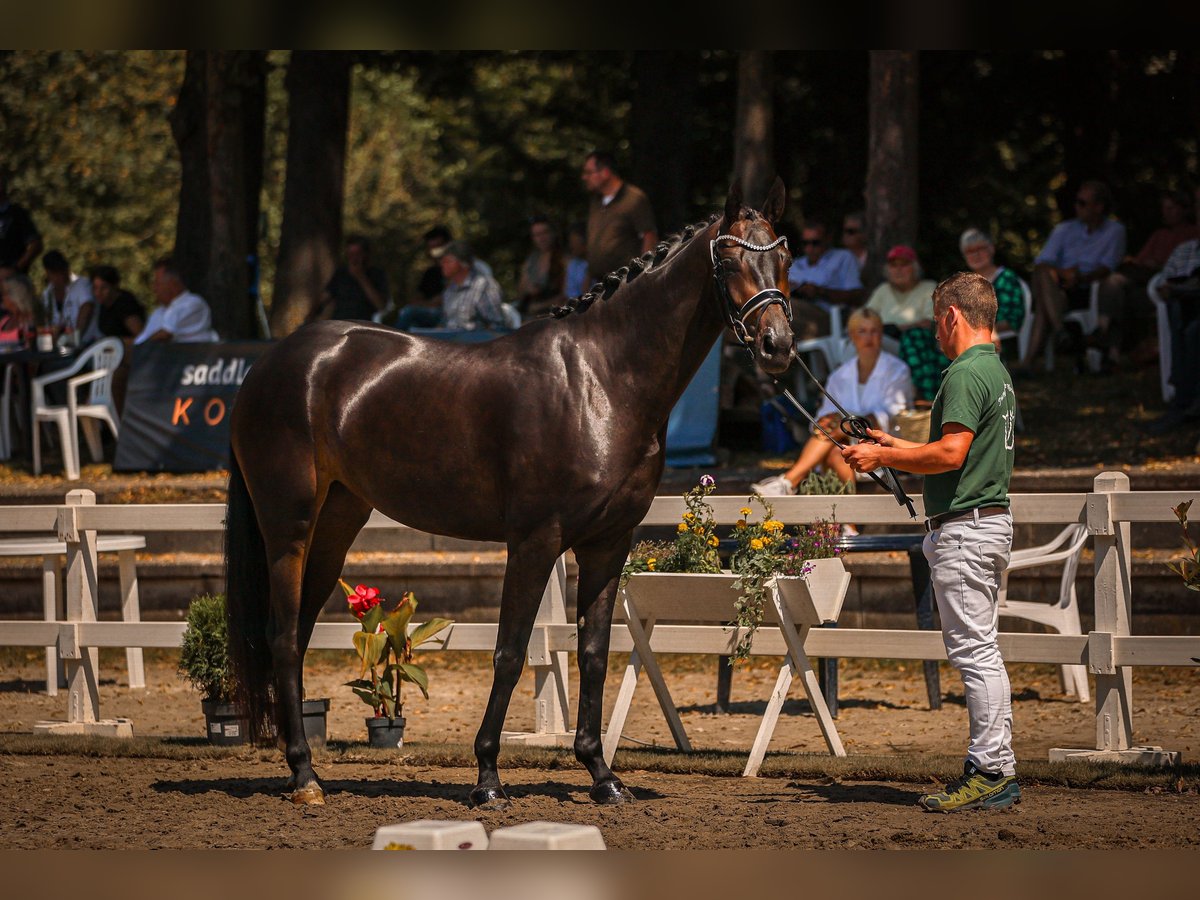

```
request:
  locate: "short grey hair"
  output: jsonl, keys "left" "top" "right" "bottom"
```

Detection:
{"left": 959, "top": 227, "right": 992, "bottom": 254}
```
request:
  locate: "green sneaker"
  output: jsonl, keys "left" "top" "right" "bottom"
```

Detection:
{"left": 919, "top": 763, "right": 1021, "bottom": 812}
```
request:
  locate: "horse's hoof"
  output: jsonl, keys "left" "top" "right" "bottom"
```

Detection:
{"left": 287, "top": 783, "right": 326, "bottom": 806}
{"left": 590, "top": 781, "right": 634, "bottom": 805}
{"left": 468, "top": 785, "right": 511, "bottom": 810}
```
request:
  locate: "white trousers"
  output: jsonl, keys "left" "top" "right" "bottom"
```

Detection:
{"left": 923, "top": 510, "right": 1016, "bottom": 776}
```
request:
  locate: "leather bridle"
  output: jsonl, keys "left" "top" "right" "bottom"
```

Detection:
{"left": 710, "top": 233, "right": 791, "bottom": 347}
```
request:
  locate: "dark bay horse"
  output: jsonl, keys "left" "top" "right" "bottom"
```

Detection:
{"left": 225, "top": 179, "right": 795, "bottom": 808}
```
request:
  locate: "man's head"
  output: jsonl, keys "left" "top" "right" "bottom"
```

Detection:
{"left": 800, "top": 222, "right": 830, "bottom": 265}
{"left": 42, "top": 249, "right": 71, "bottom": 291}
{"left": 933, "top": 271, "right": 997, "bottom": 357}
{"left": 151, "top": 256, "right": 187, "bottom": 305}
{"left": 885, "top": 244, "right": 921, "bottom": 288}
{"left": 841, "top": 212, "right": 866, "bottom": 252}
{"left": 1074, "top": 180, "right": 1112, "bottom": 227}
{"left": 438, "top": 240, "right": 474, "bottom": 284}
{"left": 91, "top": 265, "right": 120, "bottom": 307}
{"left": 581, "top": 151, "right": 620, "bottom": 198}
{"left": 424, "top": 225, "right": 451, "bottom": 260}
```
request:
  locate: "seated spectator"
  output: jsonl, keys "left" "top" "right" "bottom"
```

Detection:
{"left": 959, "top": 228, "right": 1026, "bottom": 351}
{"left": 841, "top": 210, "right": 869, "bottom": 275}
{"left": 788, "top": 220, "right": 864, "bottom": 339}
{"left": 41, "top": 249, "right": 99, "bottom": 345}
{"left": 0, "top": 172, "right": 43, "bottom": 275}
{"left": 396, "top": 241, "right": 511, "bottom": 332}
{"left": 134, "top": 257, "right": 218, "bottom": 344}
{"left": 564, "top": 222, "right": 589, "bottom": 299}
{"left": 1016, "top": 180, "right": 1126, "bottom": 373}
{"left": 752, "top": 308, "right": 913, "bottom": 496}
{"left": 516, "top": 215, "right": 566, "bottom": 319}
{"left": 1095, "top": 189, "right": 1200, "bottom": 369}
{"left": 1143, "top": 237, "right": 1200, "bottom": 434}
{"left": 0, "top": 272, "right": 37, "bottom": 344}
{"left": 866, "top": 245, "right": 941, "bottom": 401}
{"left": 313, "top": 235, "right": 390, "bottom": 322}
{"left": 90, "top": 265, "right": 146, "bottom": 339}
{"left": 414, "top": 225, "right": 452, "bottom": 309}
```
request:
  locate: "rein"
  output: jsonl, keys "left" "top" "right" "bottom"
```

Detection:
{"left": 710, "top": 234, "right": 791, "bottom": 347}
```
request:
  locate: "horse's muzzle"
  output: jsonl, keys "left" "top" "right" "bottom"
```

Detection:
{"left": 756, "top": 318, "right": 795, "bottom": 375}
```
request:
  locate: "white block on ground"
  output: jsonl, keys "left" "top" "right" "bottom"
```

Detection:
{"left": 32, "top": 718, "right": 134, "bottom": 738}
{"left": 488, "top": 821, "right": 605, "bottom": 850}
{"left": 1048, "top": 745, "right": 1182, "bottom": 766}
{"left": 373, "top": 820, "right": 489, "bottom": 851}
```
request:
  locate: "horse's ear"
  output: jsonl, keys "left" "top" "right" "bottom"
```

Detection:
{"left": 723, "top": 181, "right": 744, "bottom": 231}
{"left": 761, "top": 177, "right": 786, "bottom": 225}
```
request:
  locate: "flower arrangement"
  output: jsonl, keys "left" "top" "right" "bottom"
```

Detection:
{"left": 622, "top": 476, "right": 843, "bottom": 663}
{"left": 1167, "top": 500, "right": 1200, "bottom": 591}
{"left": 342, "top": 580, "right": 453, "bottom": 721}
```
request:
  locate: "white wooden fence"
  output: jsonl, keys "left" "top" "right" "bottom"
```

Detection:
{"left": 0, "top": 472, "right": 1196, "bottom": 759}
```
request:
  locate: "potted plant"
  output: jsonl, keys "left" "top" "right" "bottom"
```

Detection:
{"left": 179, "top": 593, "right": 330, "bottom": 747}
{"left": 622, "top": 476, "right": 850, "bottom": 664}
{"left": 342, "top": 580, "right": 453, "bottom": 748}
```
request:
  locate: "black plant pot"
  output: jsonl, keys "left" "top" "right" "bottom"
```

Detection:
{"left": 303, "top": 699, "right": 330, "bottom": 750}
{"left": 366, "top": 715, "right": 406, "bottom": 749}
{"left": 202, "top": 700, "right": 249, "bottom": 746}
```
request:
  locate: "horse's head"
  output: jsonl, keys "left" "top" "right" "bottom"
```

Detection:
{"left": 713, "top": 177, "right": 795, "bottom": 375}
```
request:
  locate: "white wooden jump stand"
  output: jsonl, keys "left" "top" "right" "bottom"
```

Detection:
{"left": 32, "top": 490, "right": 135, "bottom": 737}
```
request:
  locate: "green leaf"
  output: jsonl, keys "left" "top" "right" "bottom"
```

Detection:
{"left": 361, "top": 604, "right": 386, "bottom": 635}
{"left": 397, "top": 662, "right": 430, "bottom": 699}
{"left": 349, "top": 686, "right": 378, "bottom": 709}
{"left": 382, "top": 604, "right": 416, "bottom": 658}
{"left": 352, "top": 630, "right": 389, "bottom": 674}
{"left": 409, "top": 618, "right": 453, "bottom": 648}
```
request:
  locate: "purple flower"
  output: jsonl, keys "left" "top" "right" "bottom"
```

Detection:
{"left": 700, "top": 474, "right": 715, "bottom": 487}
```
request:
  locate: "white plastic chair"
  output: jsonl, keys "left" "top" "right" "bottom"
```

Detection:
{"left": 998, "top": 523, "right": 1090, "bottom": 702}
{"left": 1147, "top": 272, "right": 1173, "bottom": 403}
{"left": 996, "top": 277, "right": 1034, "bottom": 361}
{"left": 32, "top": 337, "right": 124, "bottom": 480}
{"left": 0, "top": 361, "right": 21, "bottom": 460}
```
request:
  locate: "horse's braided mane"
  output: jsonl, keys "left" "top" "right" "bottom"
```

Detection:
{"left": 551, "top": 212, "right": 722, "bottom": 318}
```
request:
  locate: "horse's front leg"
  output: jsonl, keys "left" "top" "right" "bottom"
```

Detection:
{"left": 267, "top": 548, "right": 323, "bottom": 805}
{"left": 574, "top": 536, "right": 636, "bottom": 804}
{"left": 469, "top": 539, "right": 560, "bottom": 810}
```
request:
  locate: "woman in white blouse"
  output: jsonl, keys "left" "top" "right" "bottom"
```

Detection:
{"left": 753, "top": 307, "right": 914, "bottom": 496}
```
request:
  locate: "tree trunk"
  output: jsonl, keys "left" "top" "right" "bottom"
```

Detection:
{"left": 864, "top": 51, "right": 919, "bottom": 287}
{"left": 169, "top": 52, "right": 210, "bottom": 299}
{"left": 270, "top": 51, "right": 352, "bottom": 339}
{"left": 204, "top": 51, "right": 266, "bottom": 341}
{"left": 732, "top": 51, "right": 775, "bottom": 209}
{"left": 630, "top": 51, "right": 695, "bottom": 233}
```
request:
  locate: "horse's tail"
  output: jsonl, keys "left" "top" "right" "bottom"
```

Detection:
{"left": 224, "top": 446, "right": 276, "bottom": 744}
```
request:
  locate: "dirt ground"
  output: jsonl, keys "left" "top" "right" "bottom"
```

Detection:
{"left": 2, "top": 648, "right": 1198, "bottom": 849}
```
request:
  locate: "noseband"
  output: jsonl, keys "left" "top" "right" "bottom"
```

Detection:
{"left": 710, "top": 234, "right": 791, "bottom": 347}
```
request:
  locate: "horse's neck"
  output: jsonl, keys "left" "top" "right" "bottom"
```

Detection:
{"left": 580, "top": 228, "right": 725, "bottom": 422}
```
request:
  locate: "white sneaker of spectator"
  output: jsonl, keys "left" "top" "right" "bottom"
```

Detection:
{"left": 751, "top": 474, "right": 796, "bottom": 497}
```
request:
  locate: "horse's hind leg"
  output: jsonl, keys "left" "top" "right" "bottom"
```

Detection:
{"left": 269, "top": 484, "right": 371, "bottom": 805}
{"left": 469, "top": 537, "right": 561, "bottom": 810}
{"left": 573, "top": 535, "right": 635, "bottom": 804}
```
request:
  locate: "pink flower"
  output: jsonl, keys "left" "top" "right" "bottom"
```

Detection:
{"left": 347, "top": 583, "right": 382, "bottom": 618}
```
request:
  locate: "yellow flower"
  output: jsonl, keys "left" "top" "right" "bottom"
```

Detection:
{"left": 750, "top": 538, "right": 764, "bottom": 551}
{"left": 740, "top": 507, "right": 752, "bottom": 517}
{"left": 708, "top": 536, "right": 719, "bottom": 547}
{"left": 764, "top": 520, "right": 784, "bottom": 533}
{"left": 692, "top": 526, "right": 704, "bottom": 536}
{"left": 677, "top": 523, "right": 688, "bottom": 533}
{"left": 736, "top": 519, "right": 747, "bottom": 529}
{"left": 683, "top": 512, "right": 695, "bottom": 521}
{"left": 647, "top": 558, "right": 656, "bottom": 571}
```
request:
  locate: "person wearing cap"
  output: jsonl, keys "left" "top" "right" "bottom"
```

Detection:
{"left": 844, "top": 271, "right": 1020, "bottom": 813}
{"left": 787, "top": 220, "right": 864, "bottom": 339}
{"left": 313, "top": 234, "right": 390, "bottom": 322}
{"left": 397, "top": 240, "right": 510, "bottom": 332}
{"left": 866, "top": 245, "right": 941, "bottom": 399}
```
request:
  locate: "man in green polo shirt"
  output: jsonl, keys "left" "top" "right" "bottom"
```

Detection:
{"left": 843, "top": 271, "right": 1020, "bottom": 812}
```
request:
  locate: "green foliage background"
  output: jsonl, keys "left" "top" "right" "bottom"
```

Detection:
{"left": 3, "top": 50, "right": 1196, "bottom": 320}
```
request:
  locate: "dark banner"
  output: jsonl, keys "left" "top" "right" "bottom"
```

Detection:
{"left": 113, "top": 341, "right": 272, "bottom": 473}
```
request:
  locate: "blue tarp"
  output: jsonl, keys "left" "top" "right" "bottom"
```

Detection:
{"left": 665, "top": 341, "right": 722, "bottom": 468}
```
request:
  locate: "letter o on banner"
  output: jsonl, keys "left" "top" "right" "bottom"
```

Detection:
{"left": 204, "top": 398, "right": 226, "bottom": 426}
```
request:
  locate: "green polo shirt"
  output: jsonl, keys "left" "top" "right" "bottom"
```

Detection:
{"left": 923, "top": 343, "right": 1016, "bottom": 518}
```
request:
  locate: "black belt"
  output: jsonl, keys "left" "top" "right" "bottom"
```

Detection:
{"left": 924, "top": 505, "right": 1009, "bottom": 532}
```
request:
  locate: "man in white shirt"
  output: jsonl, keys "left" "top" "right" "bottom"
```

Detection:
{"left": 135, "top": 257, "right": 219, "bottom": 345}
